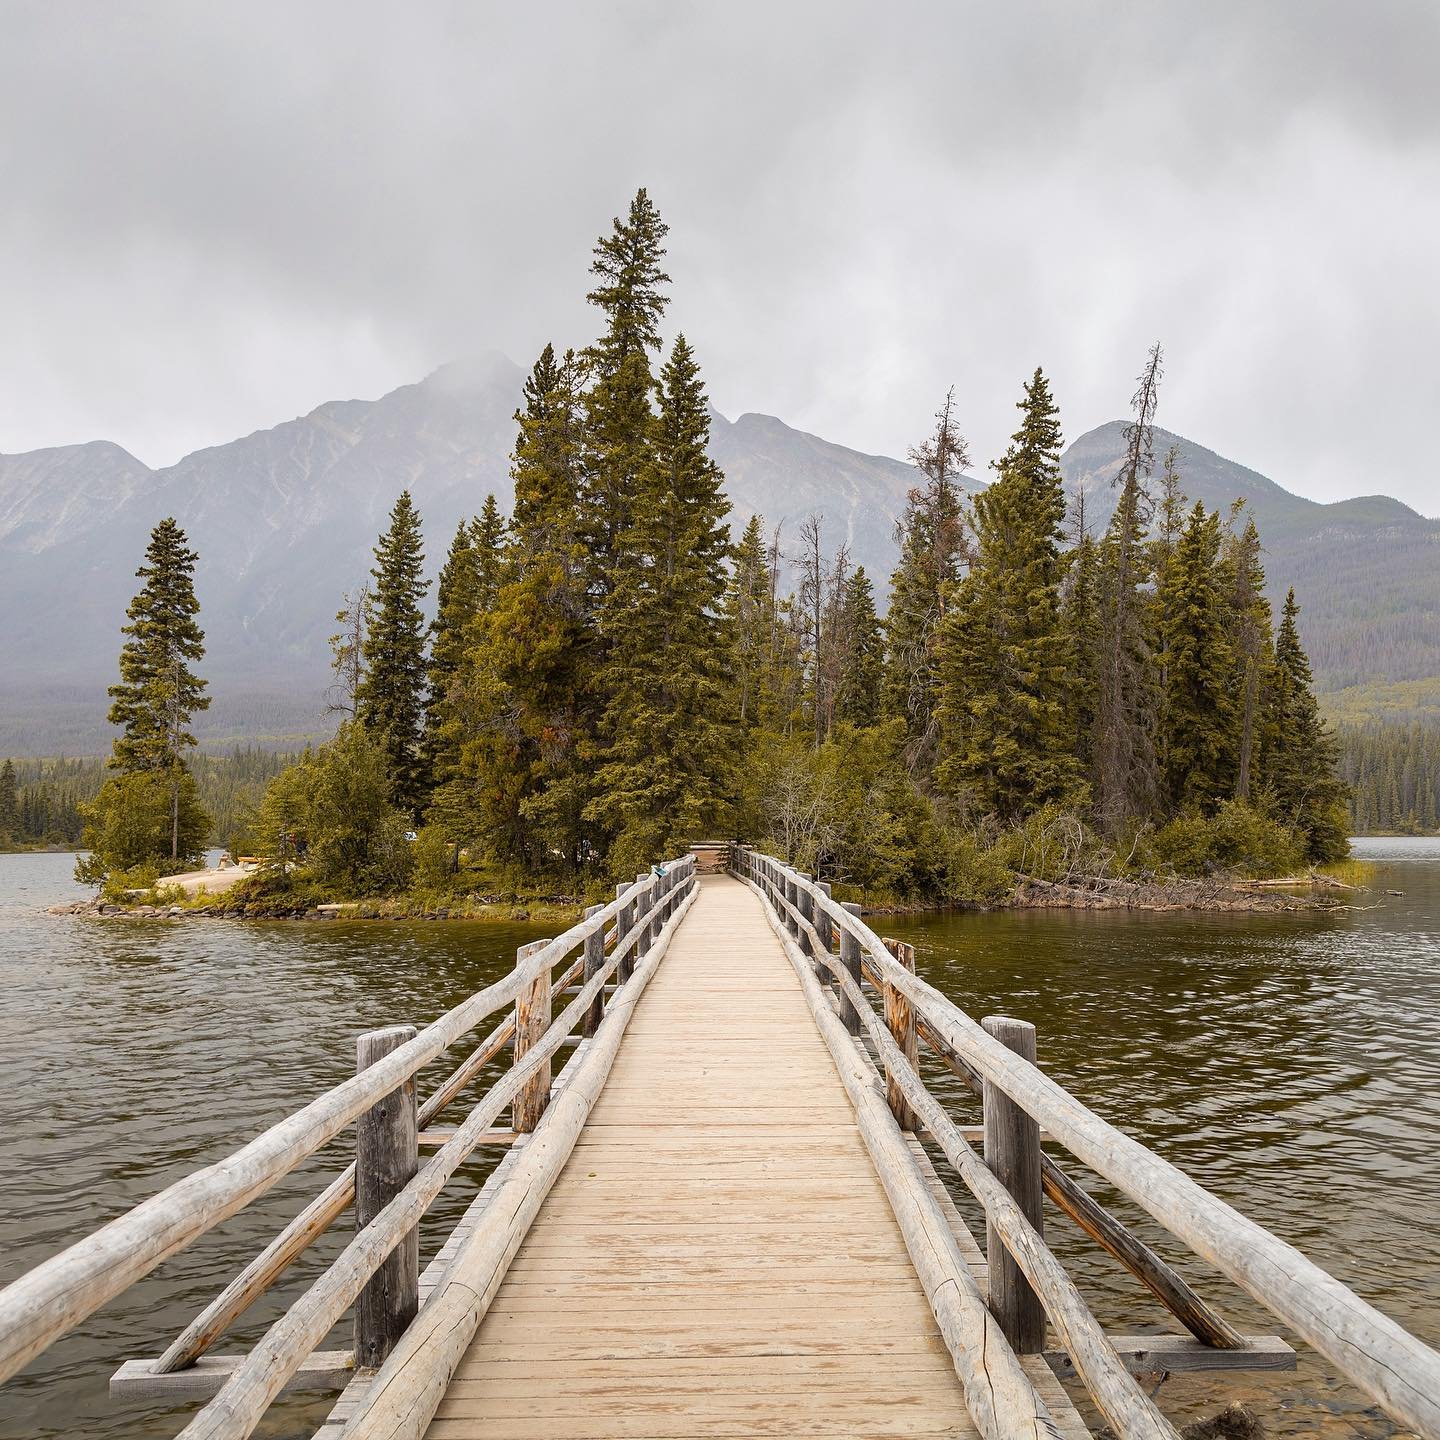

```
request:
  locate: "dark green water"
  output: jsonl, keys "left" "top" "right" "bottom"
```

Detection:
{"left": 1, "top": 843, "right": 1436, "bottom": 1437}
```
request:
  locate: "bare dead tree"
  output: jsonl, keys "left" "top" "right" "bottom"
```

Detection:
{"left": 326, "top": 584, "right": 371, "bottom": 718}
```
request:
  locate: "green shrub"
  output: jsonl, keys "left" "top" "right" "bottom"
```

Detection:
{"left": 1148, "top": 800, "right": 1306, "bottom": 878}
{"left": 942, "top": 830, "right": 1014, "bottom": 905}
{"left": 74, "top": 769, "right": 210, "bottom": 887}
{"left": 253, "top": 723, "right": 414, "bottom": 895}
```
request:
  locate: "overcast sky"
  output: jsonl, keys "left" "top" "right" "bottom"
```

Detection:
{"left": 2, "top": 2, "right": 1437, "bottom": 514}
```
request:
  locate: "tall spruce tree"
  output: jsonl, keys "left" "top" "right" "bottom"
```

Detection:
{"left": 470, "top": 493, "right": 507, "bottom": 610}
{"left": 452, "top": 346, "right": 594, "bottom": 872}
{"left": 884, "top": 388, "right": 972, "bottom": 777}
{"left": 422, "top": 519, "right": 482, "bottom": 805}
{"left": 358, "top": 490, "right": 429, "bottom": 819}
{"left": 1094, "top": 344, "right": 1163, "bottom": 836}
{"left": 1267, "top": 589, "right": 1350, "bottom": 860}
{"left": 835, "top": 567, "right": 884, "bottom": 728}
{"left": 104, "top": 517, "right": 212, "bottom": 860}
{"left": 727, "top": 514, "right": 771, "bottom": 731}
{"left": 936, "top": 369, "right": 1079, "bottom": 819}
{"left": 589, "top": 334, "right": 733, "bottom": 871}
{"left": 0, "top": 759, "right": 18, "bottom": 842}
{"left": 1222, "top": 509, "right": 1274, "bottom": 802}
{"left": 1156, "top": 502, "right": 1235, "bottom": 811}
{"left": 1062, "top": 491, "right": 1103, "bottom": 778}
{"left": 579, "top": 188, "right": 670, "bottom": 615}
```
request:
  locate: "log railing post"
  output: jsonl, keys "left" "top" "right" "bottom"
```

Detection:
{"left": 636, "top": 873, "right": 655, "bottom": 958}
{"left": 983, "top": 1014, "right": 1046, "bottom": 1354}
{"left": 839, "top": 902, "right": 863, "bottom": 1036}
{"left": 815, "top": 880, "right": 832, "bottom": 965}
{"left": 582, "top": 904, "right": 605, "bottom": 1038}
{"left": 784, "top": 872, "right": 798, "bottom": 937}
{"left": 512, "top": 940, "right": 552, "bottom": 1133}
{"left": 354, "top": 1025, "right": 419, "bottom": 1369}
{"left": 615, "top": 882, "right": 634, "bottom": 983}
{"left": 881, "top": 939, "right": 919, "bottom": 1130}
{"left": 796, "top": 872, "right": 814, "bottom": 956}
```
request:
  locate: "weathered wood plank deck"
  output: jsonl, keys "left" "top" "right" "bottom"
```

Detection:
{"left": 409, "top": 875, "right": 1088, "bottom": 1439}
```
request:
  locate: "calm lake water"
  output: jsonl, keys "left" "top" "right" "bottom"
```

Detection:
{"left": 1, "top": 841, "right": 1437, "bottom": 1438}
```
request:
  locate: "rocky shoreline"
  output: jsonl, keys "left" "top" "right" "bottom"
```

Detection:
{"left": 49, "top": 871, "right": 1355, "bottom": 923}
{"left": 46, "top": 895, "right": 583, "bottom": 923}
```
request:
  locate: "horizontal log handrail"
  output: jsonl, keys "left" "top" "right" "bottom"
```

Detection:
{"left": 734, "top": 846, "right": 1440, "bottom": 1440}
{"left": 153, "top": 951, "right": 591, "bottom": 1374}
{"left": 742, "top": 864, "right": 1177, "bottom": 1439}
{"left": 0, "top": 856, "right": 692, "bottom": 1390}
{"left": 172, "top": 863, "right": 697, "bottom": 1440}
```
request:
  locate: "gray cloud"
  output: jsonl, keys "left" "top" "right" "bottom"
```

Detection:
{"left": 2, "top": 0, "right": 1437, "bottom": 513}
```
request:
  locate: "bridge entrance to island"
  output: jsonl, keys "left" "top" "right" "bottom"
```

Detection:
{"left": 2, "top": 848, "right": 1438, "bottom": 1440}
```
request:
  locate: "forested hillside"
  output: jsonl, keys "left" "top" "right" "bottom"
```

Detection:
{"left": 1339, "top": 721, "right": 1440, "bottom": 834}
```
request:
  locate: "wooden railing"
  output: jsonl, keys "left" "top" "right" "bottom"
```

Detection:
{"left": 0, "top": 854, "right": 698, "bottom": 1439}
{"left": 732, "top": 846, "right": 1440, "bottom": 1440}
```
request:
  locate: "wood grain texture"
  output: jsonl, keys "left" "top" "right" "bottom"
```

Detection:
{"left": 360, "top": 876, "right": 1093, "bottom": 1440}
{"left": 354, "top": 1027, "right": 419, "bottom": 1369}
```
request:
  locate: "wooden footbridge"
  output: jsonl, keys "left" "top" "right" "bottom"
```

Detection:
{"left": 3, "top": 847, "right": 1439, "bottom": 1439}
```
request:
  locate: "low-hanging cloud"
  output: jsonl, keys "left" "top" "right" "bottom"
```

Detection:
{"left": 1, "top": 0, "right": 1437, "bottom": 513}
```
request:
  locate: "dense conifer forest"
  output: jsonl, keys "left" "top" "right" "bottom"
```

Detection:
{"left": 0, "top": 750, "right": 292, "bottom": 854}
{"left": 63, "top": 191, "right": 1360, "bottom": 900}
{"left": 1338, "top": 721, "right": 1440, "bottom": 834}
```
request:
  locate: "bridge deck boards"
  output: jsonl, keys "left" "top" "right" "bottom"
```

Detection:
{"left": 421, "top": 875, "right": 1089, "bottom": 1440}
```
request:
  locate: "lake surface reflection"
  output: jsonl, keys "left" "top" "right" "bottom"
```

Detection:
{"left": 1, "top": 842, "right": 1437, "bottom": 1438}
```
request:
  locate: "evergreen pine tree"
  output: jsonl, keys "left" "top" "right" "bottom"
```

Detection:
{"left": 1061, "top": 492, "right": 1103, "bottom": 778}
{"left": 1156, "top": 502, "right": 1236, "bottom": 811}
{"left": 727, "top": 514, "right": 772, "bottom": 731}
{"left": 884, "top": 389, "right": 971, "bottom": 777}
{"left": 1222, "top": 509, "right": 1274, "bottom": 802}
{"left": 936, "top": 369, "right": 1080, "bottom": 819}
{"left": 1094, "top": 345, "right": 1163, "bottom": 835}
{"left": 0, "top": 759, "right": 18, "bottom": 842}
{"left": 422, "top": 519, "right": 481, "bottom": 805}
{"left": 358, "top": 491, "right": 430, "bottom": 820}
{"left": 469, "top": 493, "right": 507, "bottom": 610}
{"left": 450, "top": 346, "right": 593, "bottom": 871}
{"left": 104, "top": 517, "right": 212, "bottom": 861}
{"left": 1267, "top": 589, "right": 1350, "bottom": 860}
{"left": 589, "top": 334, "right": 733, "bottom": 871}
{"left": 578, "top": 189, "right": 670, "bottom": 615}
{"left": 835, "top": 567, "right": 884, "bottom": 727}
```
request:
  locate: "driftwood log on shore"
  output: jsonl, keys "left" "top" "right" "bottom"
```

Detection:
{"left": 1013, "top": 872, "right": 1341, "bottom": 913}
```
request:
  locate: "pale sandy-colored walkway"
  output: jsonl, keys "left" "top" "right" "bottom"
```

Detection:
{"left": 421, "top": 875, "right": 1085, "bottom": 1439}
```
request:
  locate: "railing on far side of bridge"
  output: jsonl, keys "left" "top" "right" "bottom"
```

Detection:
{"left": 0, "top": 853, "right": 698, "bottom": 1440}
{"left": 732, "top": 845, "right": 1440, "bottom": 1440}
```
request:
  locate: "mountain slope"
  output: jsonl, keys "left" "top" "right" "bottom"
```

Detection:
{"left": 0, "top": 360, "right": 926, "bottom": 752}
{"left": 1, "top": 365, "right": 1435, "bottom": 755}
{"left": 1063, "top": 423, "right": 1440, "bottom": 695}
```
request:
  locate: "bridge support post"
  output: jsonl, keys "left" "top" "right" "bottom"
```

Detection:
{"left": 615, "top": 882, "right": 634, "bottom": 983}
{"left": 796, "top": 873, "right": 814, "bottom": 956}
{"left": 636, "top": 872, "right": 655, "bottom": 962}
{"left": 881, "top": 939, "right": 919, "bottom": 1131}
{"left": 982, "top": 1015, "right": 1046, "bottom": 1354}
{"left": 354, "top": 1024, "right": 419, "bottom": 1369}
{"left": 784, "top": 873, "right": 798, "bottom": 939}
{"left": 513, "top": 940, "right": 552, "bottom": 1132}
{"left": 815, "top": 881, "right": 833, "bottom": 969}
{"left": 582, "top": 904, "right": 605, "bottom": 1038}
{"left": 839, "top": 902, "right": 863, "bottom": 1036}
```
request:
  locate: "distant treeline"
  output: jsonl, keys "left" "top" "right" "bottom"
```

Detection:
{"left": 1338, "top": 720, "right": 1440, "bottom": 834}
{"left": 0, "top": 748, "right": 293, "bottom": 853}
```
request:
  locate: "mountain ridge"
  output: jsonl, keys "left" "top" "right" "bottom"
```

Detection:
{"left": 2, "top": 359, "right": 1436, "bottom": 754}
